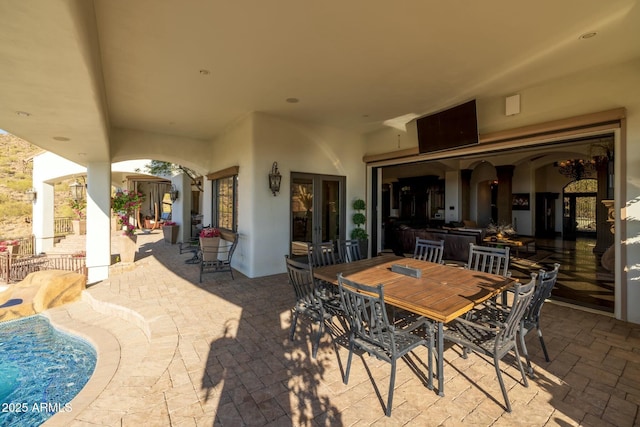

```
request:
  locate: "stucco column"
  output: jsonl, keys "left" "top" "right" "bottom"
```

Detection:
{"left": 495, "top": 165, "right": 515, "bottom": 225}
{"left": 460, "top": 169, "right": 472, "bottom": 221}
{"left": 170, "top": 173, "right": 193, "bottom": 243}
{"left": 594, "top": 156, "right": 614, "bottom": 254}
{"left": 32, "top": 155, "right": 56, "bottom": 253}
{"left": 86, "top": 162, "right": 112, "bottom": 284}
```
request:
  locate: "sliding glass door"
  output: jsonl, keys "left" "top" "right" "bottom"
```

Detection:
{"left": 290, "top": 173, "right": 345, "bottom": 256}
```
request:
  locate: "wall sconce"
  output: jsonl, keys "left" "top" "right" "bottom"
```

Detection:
{"left": 69, "top": 180, "right": 84, "bottom": 201}
{"left": 169, "top": 185, "right": 179, "bottom": 202}
{"left": 269, "top": 162, "right": 282, "bottom": 196}
{"left": 26, "top": 188, "right": 37, "bottom": 203}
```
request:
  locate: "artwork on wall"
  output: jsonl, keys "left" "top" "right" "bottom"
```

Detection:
{"left": 512, "top": 193, "right": 530, "bottom": 210}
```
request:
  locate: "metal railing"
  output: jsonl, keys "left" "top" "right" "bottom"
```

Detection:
{"left": 0, "top": 253, "right": 87, "bottom": 284}
{"left": 55, "top": 217, "right": 74, "bottom": 237}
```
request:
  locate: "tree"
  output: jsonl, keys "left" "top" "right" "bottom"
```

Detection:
{"left": 143, "top": 160, "right": 202, "bottom": 191}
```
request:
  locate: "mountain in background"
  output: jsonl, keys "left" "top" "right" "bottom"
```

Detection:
{"left": 0, "top": 133, "right": 42, "bottom": 239}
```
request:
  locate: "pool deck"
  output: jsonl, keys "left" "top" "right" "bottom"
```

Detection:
{"left": 34, "top": 231, "right": 640, "bottom": 426}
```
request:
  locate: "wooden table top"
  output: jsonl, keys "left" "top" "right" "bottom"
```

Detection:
{"left": 314, "top": 255, "right": 516, "bottom": 323}
{"left": 482, "top": 236, "right": 535, "bottom": 246}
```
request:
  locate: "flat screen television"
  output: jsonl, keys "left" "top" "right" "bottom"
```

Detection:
{"left": 416, "top": 99, "right": 479, "bottom": 154}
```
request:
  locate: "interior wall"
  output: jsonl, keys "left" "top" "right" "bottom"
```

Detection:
{"left": 365, "top": 58, "right": 640, "bottom": 323}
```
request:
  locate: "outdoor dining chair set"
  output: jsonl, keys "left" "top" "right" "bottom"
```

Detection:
{"left": 284, "top": 238, "right": 560, "bottom": 416}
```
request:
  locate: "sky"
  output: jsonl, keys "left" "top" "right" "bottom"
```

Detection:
{"left": 0, "top": 129, "right": 7, "bottom": 134}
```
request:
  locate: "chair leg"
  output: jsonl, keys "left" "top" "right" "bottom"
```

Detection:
{"left": 493, "top": 355, "right": 512, "bottom": 413}
{"left": 538, "top": 327, "right": 550, "bottom": 362}
{"left": 289, "top": 312, "right": 299, "bottom": 342}
{"left": 343, "top": 339, "right": 355, "bottom": 384}
{"left": 386, "top": 359, "right": 397, "bottom": 417}
{"left": 513, "top": 343, "right": 529, "bottom": 388}
{"left": 312, "top": 319, "right": 325, "bottom": 358}
{"left": 520, "top": 330, "right": 534, "bottom": 378}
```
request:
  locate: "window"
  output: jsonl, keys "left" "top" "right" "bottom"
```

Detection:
{"left": 213, "top": 175, "right": 237, "bottom": 231}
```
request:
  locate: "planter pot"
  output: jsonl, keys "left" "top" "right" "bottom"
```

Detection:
{"left": 72, "top": 219, "right": 87, "bottom": 235}
{"left": 200, "top": 236, "right": 221, "bottom": 261}
{"left": 118, "top": 235, "right": 138, "bottom": 263}
{"left": 163, "top": 225, "right": 179, "bottom": 244}
{"left": 358, "top": 239, "right": 369, "bottom": 259}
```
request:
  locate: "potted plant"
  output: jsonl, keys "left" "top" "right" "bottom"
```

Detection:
{"left": 199, "top": 227, "right": 221, "bottom": 261}
{"left": 351, "top": 198, "right": 369, "bottom": 258}
{"left": 111, "top": 189, "right": 145, "bottom": 263}
{"left": 162, "top": 221, "right": 179, "bottom": 244}
{"left": 69, "top": 198, "right": 86, "bottom": 235}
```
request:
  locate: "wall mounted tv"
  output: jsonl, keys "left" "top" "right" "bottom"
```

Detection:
{"left": 416, "top": 99, "right": 479, "bottom": 154}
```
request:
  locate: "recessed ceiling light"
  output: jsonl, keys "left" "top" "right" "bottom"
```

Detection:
{"left": 53, "top": 136, "right": 70, "bottom": 141}
{"left": 286, "top": 98, "right": 299, "bottom": 104}
{"left": 579, "top": 31, "right": 598, "bottom": 40}
{"left": 16, "top": 111, "right": 31, "bottom": 117}
{"left": 199, "top": 69, "right": 211, "bottom": 75}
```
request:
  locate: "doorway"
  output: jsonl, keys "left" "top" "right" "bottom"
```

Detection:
{"left": 562, "top": 179, "right": 597, "bottom": 240}
{"left": 290, "top": 173, "right": 345, "bottom": 256}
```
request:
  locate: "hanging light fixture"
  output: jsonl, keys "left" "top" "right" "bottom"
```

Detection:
{"left": 69, "top": 180, "right": 84, "bottom": 201}
{"left": 556, "top": 158, "right": 596, "bottom": 181}
{"left": 25, "top": 187, "right": 37, "bottom": 203}
{"left": 268, "top": 162, "right": 282, "bottom": 196}
{"left": 169, "top": 185, "right": 179, "bottom": 202}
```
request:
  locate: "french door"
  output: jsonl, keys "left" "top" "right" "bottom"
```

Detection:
{"left": 290, "top": 173, "right": 345, "bottom": 256}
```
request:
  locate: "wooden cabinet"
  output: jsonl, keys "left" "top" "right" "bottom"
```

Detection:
{"left": 397, "top": 176, "right": 444, "bottom": 221}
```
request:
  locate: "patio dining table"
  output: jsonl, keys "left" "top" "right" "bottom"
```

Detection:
{"left": 314, "top": 255, "right": 515, "bottom": 396}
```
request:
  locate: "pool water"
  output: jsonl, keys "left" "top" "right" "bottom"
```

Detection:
{"left": 0, "top": 315, "right": 96, "bottom": 426}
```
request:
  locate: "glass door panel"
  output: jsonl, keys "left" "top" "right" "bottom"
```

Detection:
{"left": 290, "top": 173, "right": 345, "bottom": 256}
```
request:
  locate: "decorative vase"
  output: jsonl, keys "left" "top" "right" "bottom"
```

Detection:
{"left": 163, "top": 225, "right": 179, "bottom": 244}
{"left": 72, "top": 219, "right": 87, "bottom": 235}
{"left": 118, "top": 235, "right": 138, "bottom": 263}
{"left": 199, "top": 236, "right": 221, "bottom": 261}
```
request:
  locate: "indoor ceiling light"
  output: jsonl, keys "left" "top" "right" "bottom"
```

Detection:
{"left": 285, "top": 98, "right": 299, "bottom": 103}
{"left": 53, "top": 136, "right": 70, "bottom": 141}
{"left": 16, "top": 111, "right": 31, "bottom": 117}
{"left": 199, "top": 69, "right": 210, "bottom": 75}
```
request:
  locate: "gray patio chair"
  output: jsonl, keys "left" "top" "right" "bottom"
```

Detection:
{"left": 468, "top": 263, "right": 561, "bottom": 377}
{"left": 413, "top": 238, "right": 444, "bottom": 264}
{"left": 285, "top": 255, "right": 334, "bottom": 358}
{"left": 466, "top": 243, "right": 511, "bottom": 277}
{"left": 521, "top": 263, "right": 560, "bottom": 374}
{"left": 307, "top": 241, "right": 339, "bottom": 267}
{"left": 337, "top": 274, "right": 433, "bottom": 417}
{"left": 199, "top": 232, "right": 238, "bottom": 282}
{"left": 443, "top": 273, "right": 537, "bottom": 412}
{"left": 336, "top": 239, "right": 363, "bottom": 263}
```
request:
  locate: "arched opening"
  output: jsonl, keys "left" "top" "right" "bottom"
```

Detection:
{"left": 562, "top": 179, "right": 597, "bottom": 241}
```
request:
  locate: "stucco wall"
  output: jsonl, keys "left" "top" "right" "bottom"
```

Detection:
{"left": 207, "top": 112, "right": 365, "bottom": 278}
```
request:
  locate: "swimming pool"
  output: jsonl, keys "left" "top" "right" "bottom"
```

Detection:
{"left": 0, "top": 315, "right": 96, "bottom": 426}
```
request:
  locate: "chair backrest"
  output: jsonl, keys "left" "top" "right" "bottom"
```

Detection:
{"left": 285, "top": 255, "right": 321, "bottom": 308}
{"left": 308, "top": 241, "right": 338, "bottom": 267}
{"left": 497, "top": 274, "right": 537, "bottom": 347}
{"left": 200, "top": 231, "right": 238, "bottom": 263}
{"left": 525, "top": 263, "right": 560, "bottom": 326}
{"left": 466, "top": 243, "right": 510, "bottom": 277}
{"left": 338, "top": 274, "right": 395, "bottom": 353}
{"left": 413, "top": 238, "right": 444, "bottom": 264}
{"left": 337, "top": 239, "right": 363, "bottom": 263}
